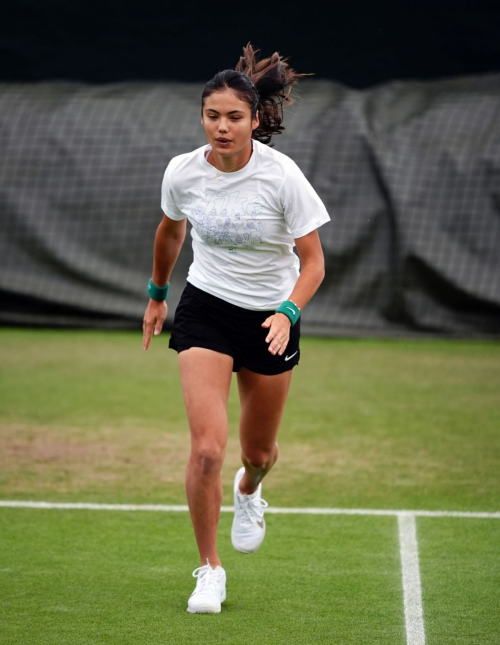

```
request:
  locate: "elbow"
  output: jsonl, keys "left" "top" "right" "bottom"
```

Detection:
{"left": 302, "top": 258, "right": 325, "bottom": 286}
{"left": 316, "top": 259, "right": 326, "bottom": 286}
{"left": 319, "top": 261, "right": 326, "bottom": 284}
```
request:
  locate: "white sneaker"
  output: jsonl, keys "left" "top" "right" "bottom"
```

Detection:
{"left": 187, "top": 560, "right": 226, "bottom": 614}
{"left": 231, "top": 467, "right": 268, "bottom": 554}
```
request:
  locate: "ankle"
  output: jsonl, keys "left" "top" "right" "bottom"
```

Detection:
{"left": 201, "top": 557, "right": 222, "bottom": 569}
{"left": 239, "top": 471, "right": 264, "bottom": 495}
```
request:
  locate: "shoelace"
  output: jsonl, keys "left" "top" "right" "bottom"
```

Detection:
{"left": 237, "top": 490, "right": 268, "bottom": 527}
{"left": 191, "top": 560, "right": 223, "bottom": 594}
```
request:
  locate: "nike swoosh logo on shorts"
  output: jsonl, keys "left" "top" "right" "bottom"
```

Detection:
{"left": 284, "top": 351, "right": 298, "bottom": 361}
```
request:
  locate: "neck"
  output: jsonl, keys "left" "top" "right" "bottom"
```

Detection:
{"left": 210, "top": 140, "right": 253, "bottom": 173}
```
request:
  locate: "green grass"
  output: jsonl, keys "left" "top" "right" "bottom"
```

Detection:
{"left": 0, "top": 329, "right": 499, "bottom": 510}
{"left": 418, "top": 518, "right": 500, "bottom": 645}
{"left": 0, "top": 329, "right": 499, "bottom": 644}
{"left": 0, "top": 509, "right": 404, "bottom": 645}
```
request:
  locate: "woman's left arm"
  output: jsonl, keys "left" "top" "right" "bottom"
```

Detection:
{"left": 287, "top": 229, "right": 326, "bottom": 310}
{"left": 262, "top": 230, "right": 326, "bottom": 355}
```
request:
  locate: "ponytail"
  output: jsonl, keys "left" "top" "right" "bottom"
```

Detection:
{"left": 201, "top": 43, "right": 309, "bottom": 146}
{"left": 235, "top": 43, "right": 307, "bottom": 145}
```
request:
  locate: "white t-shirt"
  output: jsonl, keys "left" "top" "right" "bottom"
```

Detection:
{"left": 161, "top": 139, "right": 330, "bottom": 310}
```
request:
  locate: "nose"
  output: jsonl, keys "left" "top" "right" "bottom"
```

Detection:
{"left": 218, "top": 118, "right": 229, "bottom": 133}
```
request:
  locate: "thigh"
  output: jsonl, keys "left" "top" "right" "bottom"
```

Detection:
{"left": 237, "top": 367, "right": 293, "bottom": 455}
{"left": 178, "top": 348, "right": 234, "bottom": 449}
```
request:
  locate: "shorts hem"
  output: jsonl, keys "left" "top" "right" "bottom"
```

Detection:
{"left": 240, "top": 359, "right": 299, "bottom": 376}
{"left": 169, "top": 337, "right": 238, "bottom": 369}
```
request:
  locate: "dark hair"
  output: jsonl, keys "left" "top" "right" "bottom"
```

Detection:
{"left": 201, "top": 43, "right": 308, "bottom": 145}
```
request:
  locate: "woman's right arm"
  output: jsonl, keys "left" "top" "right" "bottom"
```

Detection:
{"left": 142, "top": 214, "right": 187, "bottom": 350}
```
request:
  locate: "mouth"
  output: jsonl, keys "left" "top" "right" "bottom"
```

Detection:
{"left": 216, "top": 138, "right": 231, "bottom": 144}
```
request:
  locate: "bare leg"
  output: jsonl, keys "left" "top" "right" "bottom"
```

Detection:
{"left": 236, "top": 367, "right": 293, "bottom": 495}
{"left": 179, "top": 348, "right": 233, "bottom": 568}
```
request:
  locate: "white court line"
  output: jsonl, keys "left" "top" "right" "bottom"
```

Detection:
{"left": 0, "top": 500, "right": 499, "bottom": 518}
{"left": 398, "top": 513, "right": 426, "bottom": 645}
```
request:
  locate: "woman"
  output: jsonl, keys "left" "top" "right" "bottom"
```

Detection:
{"left": 142, "top": 44, "right": 330, "bottom": 613}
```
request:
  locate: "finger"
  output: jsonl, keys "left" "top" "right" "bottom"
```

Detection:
{"left": 266, "top": 326, "right": 283, "bottom": 347}
{"left": 154, "top": 303, "right": 168, "bottom": 336}
{"left": 265, "top": 316, "right": 278, "bottom": 342}
{"left": 277, "top": 339, "right": 289, "bottom": 356}
{"left": 268, "top": 329, "right": 289, "bottom": 354}
{"left": 266, "top": 318, "right": 287, "bottom": 344}
{"left": 143, "top": 320, "right": 155, "bottom": 351}
{"left": 261, "top": 316, "right": 273, "bottom": 329}
{"left": 269, "top": 337, "right": 289, "bottom": 355}
{"left": 269, "top": 321, "right": 290, "bottom": 352}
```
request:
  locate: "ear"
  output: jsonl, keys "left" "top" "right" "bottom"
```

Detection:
{"left": 252, "top": 110, "right": 260, "bottom": 131}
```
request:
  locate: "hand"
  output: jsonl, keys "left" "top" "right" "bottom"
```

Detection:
{"left": 143, "top": 299, "right": 168, "bottom": 350}
{"left": 262, "top": 313, "right": 291, "bottom": 355}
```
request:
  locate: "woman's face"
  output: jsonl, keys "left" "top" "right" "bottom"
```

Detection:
{"left": 201, "top": 89, "right": 259, "bottom": 158}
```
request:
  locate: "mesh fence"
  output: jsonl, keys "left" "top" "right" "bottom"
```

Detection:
{"left": 1, "top": 76, "right": 499, "bottom": 337}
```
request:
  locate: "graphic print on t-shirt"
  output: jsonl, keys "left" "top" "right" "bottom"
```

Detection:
{"left": 188, "top": 188, "right": 265, "bottom": 251}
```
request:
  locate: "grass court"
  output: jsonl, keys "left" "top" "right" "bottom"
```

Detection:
{"left": 0, "top": 329, "right": 499, "bottom": 644}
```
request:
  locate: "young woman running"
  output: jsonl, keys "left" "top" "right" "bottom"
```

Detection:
{"left": 142, "top": 44, "right": 330, "bottom": 613}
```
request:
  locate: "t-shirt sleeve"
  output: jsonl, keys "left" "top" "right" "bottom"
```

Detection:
{"left": 279, "top": 161, "right": 331, "bottom": 238}
{"left": 160, "top": 161, "right": 186, "bottom": 220}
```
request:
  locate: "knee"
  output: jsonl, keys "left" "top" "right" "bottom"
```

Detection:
{"left": 242, "top": 449, "right": 276, "bottom": 472}
{"left": 190, "top": 444, "right": 225, "bottom": 476}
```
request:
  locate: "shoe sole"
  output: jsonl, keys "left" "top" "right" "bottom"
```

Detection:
{"left": 230, "top": 539, "right": 264, "bottom": 554}
{"left": 187, "top": 590, "right": 226, "bottom": 614}
{"left": 187, "top": 605, "right": 221, "bottom": 614}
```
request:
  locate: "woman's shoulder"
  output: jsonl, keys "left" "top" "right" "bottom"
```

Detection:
{"left": 166, "top": 145, "right": 207, "bottom": 176}
{"left": 253, "top": 140, "right": 300, "bottom": 177}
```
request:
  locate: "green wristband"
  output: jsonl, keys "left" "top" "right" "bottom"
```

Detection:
{"left": 275, "top": 300, "right": 301, "bottom": 326}
{"left": 148, "top": 279, "right": 170, "bottom": 301}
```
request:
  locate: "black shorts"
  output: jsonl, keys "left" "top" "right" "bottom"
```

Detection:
{"left": 169, "top": 283, "right": 300, "bottom": 375}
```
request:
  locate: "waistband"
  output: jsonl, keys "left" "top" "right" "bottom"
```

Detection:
{"left": 185, "top": 282, "right": 275, "bottom": 317}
